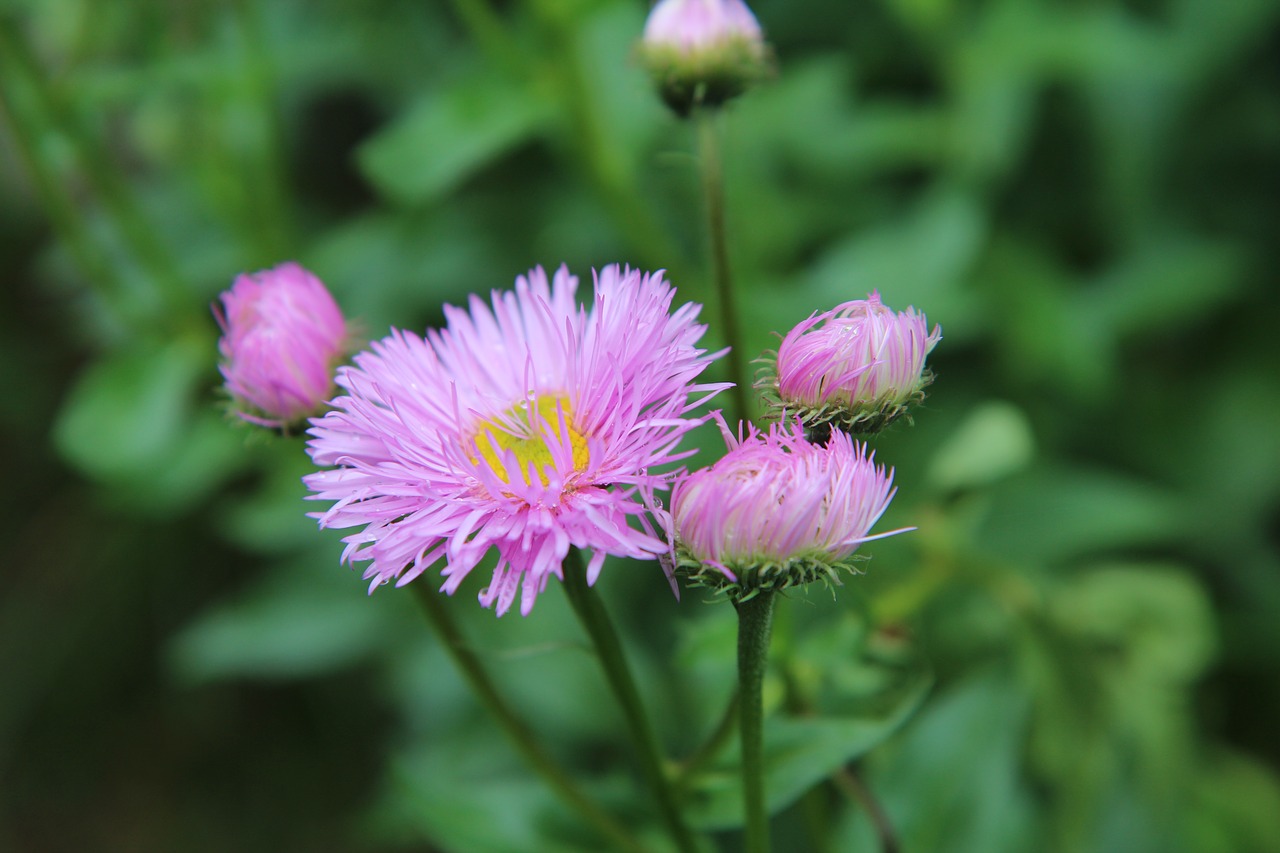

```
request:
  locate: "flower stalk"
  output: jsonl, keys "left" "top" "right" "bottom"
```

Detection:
{"left": 698, "top": 112, "right": 752, "bottom": 423}
{"left": 562, "top": 550, "right": 701, "bottom": 853}
{"left": 735, "top": 589, "right": 777, "bottom": 853}
{"left": 409, "top": 583, "right": 647, "bottom": 853}
{"left": 834, "top": 765, "right": 901, "bottom": 853}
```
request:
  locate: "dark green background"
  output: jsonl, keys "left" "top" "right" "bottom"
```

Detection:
{"left": 2, "top": 0, "right": 1278, "bottom": 850}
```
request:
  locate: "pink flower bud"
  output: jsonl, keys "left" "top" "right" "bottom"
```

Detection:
{"left": 639, "top": 0, "right": 769, "bottom": 116}
{"left": 643, "top": 0, "right": 763, "bottom": 52}
{"left": 672, "top": 418, "right": 908, "bottom": 596}
{"left": 766, "top": 292, "right": 941, "bottom": 435}
{"left": 214, "top": 262, "right": 348, "bottom": 429}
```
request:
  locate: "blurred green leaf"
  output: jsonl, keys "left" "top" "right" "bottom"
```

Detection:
{"left": 977, "top": 466, "right": 1188, "bottom": 566}
{"left": 1189, "top": 749, "right": 1280, "bottom": 853}
{"left": 871, "top": 669, "right": 1037, "bottom": 853}
{"left": 376, "top": 739, "right": 649, "bottom": 853}
{"left": 53, "top": 336, "right": 201, "bottom": 478}
{"left": 809, "top": 187, "right": 986, "bottom": 341}
{"left": 686, "top": 668, "right": 930, "bottom": 829}
{"left": 1049, "top": 563, "right": 1216, "bottom": 686}
{"left": 168, "top": 555, "right": 407, "bottom": 683}
{"left": 51, "top": 333, "right": 245, "bottom": 511}
{"left": 215, "top": 448, "right": 319, "bottom": 554}
{"left": 928, "top": 399, "right": 1036, "bottom": 492}
{"left": 1081, "top": 235, "right": 1247, "bottom": 339}
{"left": 357, "top": 69, "right": 553, "bottom": 207}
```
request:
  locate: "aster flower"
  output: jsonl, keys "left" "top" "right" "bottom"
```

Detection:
{"left": 639, "top": 0, "right": 770, "bottom": 117}
{"left": 304, "top": 265, "right": 724, "bottom": 616}
{"left": 214, "top": 262, "right": 349, "bottom": 430}
{"left": 671, "top": 418, "right": 907, "bottom": 598}
{"left": 762, "top": 292, "right": 941, "bottom": 436}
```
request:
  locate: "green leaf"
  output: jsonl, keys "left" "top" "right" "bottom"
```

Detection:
{"left": 372, "top": 738, "right": 653, "bottom": 853}
{"left": 1080, "top": 235, "right": 1246, "bottom": 339}
{"left": 53, "top": 336, "right": 204, "bottom": 481}
{"left": 1189, "top": 749, "right": 1280, "bottom": 853}
{"left": 167, "top": 554, "right": 409, "bottom": 683}
{"left": 357, "top": 69, "right": 553, "bottom": 207}
{"left": 927, "top": 400, "right": 1036, "bottom": 493}
{"left": 1050, "top": 562, "right": 1217, "bottom": 687}
{"left": 869, "top": 669, "right": 1037, "bottom": 853}
{"left": 977, "top": 466, "right": 1189, "bottom": 566}
{"left": 51, "top": 333, "right": 246, "bottom": 512}
{"left": 685, "top": 668, "right": 931, "bottom": 830}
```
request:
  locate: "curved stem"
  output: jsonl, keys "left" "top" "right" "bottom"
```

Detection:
{"left": 833, "top": 765, "right": 900, "bottom": 853}
{"left": 561, "top": 550, "right": 701, "bottom": 853}
{"left": 697, "top": 111, "right": 752, "bottom": 424}
{"left": 735, "top": 591, "right": 778, "bottom": 853}
{"left": 409, "top": 583, "right": 647, "bottom": 853}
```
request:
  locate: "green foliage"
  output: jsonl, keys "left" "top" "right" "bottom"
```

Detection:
{"left": 3, "top": 0, "right": 1280, "bottom": 850}
{"left": 686, "top": 670, "right": 931, "bottom": 829}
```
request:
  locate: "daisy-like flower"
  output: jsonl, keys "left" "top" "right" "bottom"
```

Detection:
{"left": 304, "top": 265, "right": 724, "bottom": 616}
{"left": 214, "top": 262, "right": 349, "bottom": 430}
{"left": 639, "top": 0, "right": 770, "bottom": 117}
{"left": 763, "top": 292, "right": 941, "bottom": 436}
{"left": 671, "top": 418, "right": 907, "bottom": 598}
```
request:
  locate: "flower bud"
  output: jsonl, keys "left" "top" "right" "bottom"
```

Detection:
{"left": 214, "top": 262, "right": 348, "bottom": 430}
{"left": 763, "top": 292, "right": 941, "bottom": 436}
{"left": 639, "top": 0, "right": 769, "bottom": 117}
{"left": 671, "top": 418, "right": 907, "bottom": 598}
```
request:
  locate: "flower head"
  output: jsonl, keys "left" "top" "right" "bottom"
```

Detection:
{"left": 214, "top": 262, "right": 348, "bottom": 429}
{"left": 764, "top": 292, "right": 941, "bottom": 435}
{"left": 639, "top": 0, "right": 769, "bottom": 117}
{"left": 671, "top": 418, "right": 906, "bottom": 597}
{"left": 304, "top": 265, "right": 724, "bottom": 616}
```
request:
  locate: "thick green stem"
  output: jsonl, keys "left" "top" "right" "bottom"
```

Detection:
{"left": 736, "top": 591, "right": 778, "bottom": 853}
{"left": 409, "top": 584, "right": 647, "bottom": 853}
{"left": 561, "top": 551, "right": 701, "bottom": 853}
{"left": 697, "top": 112, "right": 752, "bottom": 424}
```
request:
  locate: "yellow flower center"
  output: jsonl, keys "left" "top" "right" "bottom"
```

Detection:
{"left": 471, "top": 394, "right": 590, "bottom": 486}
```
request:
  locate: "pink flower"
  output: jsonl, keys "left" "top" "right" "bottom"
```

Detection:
{"left": 671, "top": 418, "right": 907, "bottom": 595}
{"left": 304, "top": 265, "right": 725, "bottom": 616}
{"left": 769, "top": 292, "right": 941, "bottom": 434}
{"left": 214, "top": 262, "right": 348, "bottom": 429}
{"left": 643, "top": 0, "right": 763, "bottom": 53}
{"left": 639, "top": 0, "right": 769, "bottom": 116}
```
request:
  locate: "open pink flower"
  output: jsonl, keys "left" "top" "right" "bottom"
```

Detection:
{"left": 768, "top": 292, "right": 941, "bottom": 434}
{"left": 671, "top": 418, "right": 907, "bottom": 595}
{"left": 304, "top": 265, "right": 725, "bottom": 616}
{"left": 215, "top": 262, "right": 348, "bottom": 428}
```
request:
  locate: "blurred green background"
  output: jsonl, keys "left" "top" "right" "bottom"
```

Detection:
{"left": 3, "top": 0, "right": 1279, "bottom": 850}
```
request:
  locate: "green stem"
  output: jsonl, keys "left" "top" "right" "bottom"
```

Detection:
{"left": 409, "top": 583, "right": 647, "bottom": 853}
{"left": 448, "top": 0, "right": 527, "bottom": 78}
{"left": 697, "top": 111, "right": 752, "bottom": 424}
{"left": 232, "top": 0, "right": 293, "bottom": 260}
{"left": 543, "top": 9, "right": 688, "bottom": 278}
{"left": 561, "top": 551, "right": 701, "bottom": 853}
{"left": 0, "top": 18, "right": 187, "bottom": 323}
{"left": 736, "top": 591, "right": 778, "bottom": 853}
{"left": 833, "top": 766, "right": 900, "bottom": 853}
